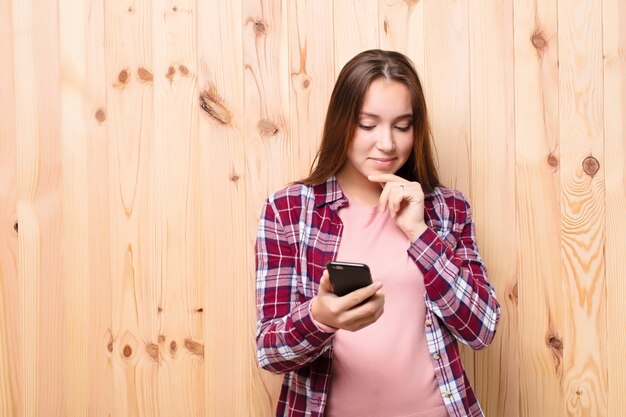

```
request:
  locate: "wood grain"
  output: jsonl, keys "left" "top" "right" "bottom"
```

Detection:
{"left": 151, "top": 0, "right": 203, "bottom": 415}
{"left": 81, "top": 0, "right": 114, "bottom": 415}
{"left": 602, "top": 2, "right": 626, "bottom": 416}
{"left": 468, "top": 2, "right": 518, "bottom": 416}
{"left": 558, "top": 1, "right": 607, "bottom": 416}
{"left": 105, "top": 1, "right": 160, "bottom": 416}
{"left": 424, "top": 1, "right": 470, "bottom": 196}
{"left": 59, "top": 0, "right": 91, "bottom": 414}
{"left": 288, "top": 0, "right": 335, "bottom": 180}
{"left": 0, "top": 0, "right": 19, "bottom": 415}
{"left": 333, "top": 0, "right": 379, "bottom": 75}
{"left": 514, "top": 1, "right": 564, "bottom": 416}
{"left": 380, "top": 0, "right": 424, "bottom": 72}
{"left": 14, "top": 0, "right": 65, "bottom": 415}
{"left": 12, "top": 3, "right": 41, "bottom": 415}
{"left": 423, "top": 0, "right": 474, "bottom": 383}
{"left": 198, "top": 0, "right": 270, "bottom": 415}
{"left": 244, "top": 1, "right": 292, "bottom": 414}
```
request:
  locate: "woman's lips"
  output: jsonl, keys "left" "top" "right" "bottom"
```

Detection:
{"left": 369, "top": 157, "right": 397, "bottom": 168}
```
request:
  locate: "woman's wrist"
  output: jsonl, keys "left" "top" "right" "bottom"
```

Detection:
{"left": 309, "top": 298, "right": 337, "bottom": 333}
{"left": 407, "top": 222, "right": 429, "bottom": 242}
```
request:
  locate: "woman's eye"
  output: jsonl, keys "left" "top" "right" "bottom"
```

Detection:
{"left": 359, "top": 124, "right": 376, "bottom": 131}
{"left": 395, "top": 125, "right": 411, "bottom": 132}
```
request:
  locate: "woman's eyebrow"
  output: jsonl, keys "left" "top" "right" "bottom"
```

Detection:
{"left": 360, "top": 112, "right": 413, "bottom": 120}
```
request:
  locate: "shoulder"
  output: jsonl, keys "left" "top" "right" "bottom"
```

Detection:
{"left": 425, "top": 186, "right": 472, "bottom": 224}
{"left": 267, "top": 182, "right": 314, "bottom": 207}
{"left": 264, "top": 183, "right": 316, "bottom": 224}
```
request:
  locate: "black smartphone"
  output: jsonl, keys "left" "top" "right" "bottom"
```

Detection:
{"left": 326, "top": 261, "right": 373, "bottom": 297}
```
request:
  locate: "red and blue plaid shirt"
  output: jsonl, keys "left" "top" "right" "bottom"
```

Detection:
{"left": 255, "top": 177, "right": 500, "bottom": 417}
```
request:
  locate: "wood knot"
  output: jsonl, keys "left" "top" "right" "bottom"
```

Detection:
{"left": 128, "top": 6, "right": 134, "bottom": 13}
{"left": 138, "top": 67, "right": 153, "bottom": 82}
{"left": 508, "top": 282, "right": 518, "bottom": 304}
{"left": 582, "top": 156, "right": 599, "bottom": 176}
{"left": 13, "top": 221, "right": 18, "bottom": 233}
{"left": 122, "top": 345, "right": 133, "bottom": 358}
{"left": 196, "top": 308, "right": 204, "bottom": 313}
{"left": 383, "top": 19, "right": 389, "bottom": 35}
{"left": 292, "top": 72, "right": 312, "bottom": 92}
{"left": 107, "top": 339, "right": 113, "bottom": 353}
{"left": 157, "top": 306, "right": 162, "bottom": 313}
{"left": 95, "top": 108, "right": 106, "bottom": 123}
{"left": 199, "top": 87, "right": 232, "bottom": 125}
{"left": 546, "top": 334, "right": 563, "bottom": 350}
{"left": 531, "top": 30, "right": 547, "bottom": 51}
{"left": 230, "top": 174, "right": 240, "bottom": 182}
{"left": 575, "top": 388, "right": 583, "bottom": 396}
{"left": 146, "top": 342, "right": 159, "bottom": 362}
{"left": 166, "top": 66, "right": 176, "bottom": 81}
{"left": 257, "top": 119, "right": 279, "bottom": 136}
{"left": 547, "top": 153, "right": 559, "bottom": 168}
{"left": 184, "top": 339, "right": 204, "bottom": 357}
{"left": 254, "top": 19, "right": 266, "bottom": 35}
{"left": 179, "top": 65, "right": 189, "bottom": 75}
{"left": 170, "top": 340, "right": 177, "bottom": 353}
{"left": 118, "top": 69, "right": 130, "bottom": 84}
{"left": 172, "top": 5, "right": 177, "bottom": 12}
{"left": 158, "top": 335, "right": 165, "bottom": 343}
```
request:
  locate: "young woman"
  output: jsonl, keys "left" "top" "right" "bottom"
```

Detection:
{"left": 255, "top": 49, "right": 500, "bottom": 417}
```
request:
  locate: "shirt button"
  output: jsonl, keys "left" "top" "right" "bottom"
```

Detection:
{"left": 425, "top": 320, "right": 432, "bottom": 327}
{"left": 443, "top": 391, "right": 452, "bottom": 398}
{"left": 433, "top": 353, "right": 441, "bottom": 360}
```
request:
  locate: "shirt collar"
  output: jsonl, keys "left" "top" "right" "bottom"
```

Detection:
{"left": 313, "top": 176, "right": 348, "bottom": 209}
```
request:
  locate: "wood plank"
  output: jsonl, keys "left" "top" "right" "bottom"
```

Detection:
{"left": 0, "top": 0, "right": 20, "bottom": 415}
{"left": 424, "top": 0, "right": 470, "bottom": 195}
{"left": 13, "top": 0, "right": 65, "bottom": 414}
{"left": 557, "top": 1, "right": 607, "bottom": 416}
{"left": 423, "top": 0, "right": 474, "bottom": 383}
{"left": 58, "top": 1, "right": 114, "bottom": 416}
{"left": 244, "top": 0, "right": 292, "bottom": 414}
{"left": 513, "top": 1, "right": 564, "bottom": 416}
{"left": 379, "top": 0, "right": 424, "bottom": 74}
{"left": 244, "top": 0, "right": 292, "bottom": 204}
{"left": 11, "top": 3, "right": 40, "bottom": 415}
{"left": 333, "top": 0, "right": 379, "bottom": 75}
{"left": 468, "top": 1, "right": 518, "bottom": 416}
{"left": 151, "top": 0, "right": 203, "bottom": 416}
{"left": 82, "top": 0, "right": 114, "bottom": 415}
{"left": 104, "top": 1, "right": 160, "bottom": 416}
{"left": 602, "top": 2, "right": 626, "bottom": 416}
{"left": 197, "top": 0, "right": 265, "bottom": 415}
{"left": 288, "top": 0, "right": 335, "bottom": 180}
{"left": 59, "top": 0, "right": 91, "bottom": 414}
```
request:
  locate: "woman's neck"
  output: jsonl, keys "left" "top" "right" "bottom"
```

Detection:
{"left": 336, "top": 170, "right": 382, "bottom": 208}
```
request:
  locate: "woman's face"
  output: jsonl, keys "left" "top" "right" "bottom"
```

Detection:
{"left": 339, "top": 78, "right": 414, "bottom": 186}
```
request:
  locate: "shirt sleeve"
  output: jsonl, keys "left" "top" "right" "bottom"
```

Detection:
{"left": 255, "top": 198, "right": 334, "bottom": 374}
{"left": 407, "top": 193, "right": 500, "bottom": 350}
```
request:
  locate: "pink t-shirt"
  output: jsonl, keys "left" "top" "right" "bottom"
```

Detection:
{"left": 324, "top": 196, "right": 448, "bottom": 417}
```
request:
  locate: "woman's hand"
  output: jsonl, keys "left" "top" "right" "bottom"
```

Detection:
{"left": 368, "top": 173, "right": 428, "bottom": 241}
{"left": 311, "top": 270, "right": 385, "bottom": 332}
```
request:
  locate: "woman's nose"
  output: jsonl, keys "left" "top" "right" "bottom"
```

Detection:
{"left": 376, "top": 128, "right": 396, "bottom": 152}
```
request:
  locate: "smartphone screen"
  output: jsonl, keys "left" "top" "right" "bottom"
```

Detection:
{"left": 326, "top": 261, "right": 373, "bottom": 297}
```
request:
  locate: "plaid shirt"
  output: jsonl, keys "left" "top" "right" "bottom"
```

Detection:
{"left": 255, "top": 177, "right": 500, "bottom": 417}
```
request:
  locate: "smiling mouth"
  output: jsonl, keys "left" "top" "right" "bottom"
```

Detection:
{"left": 370, "top": 157, "right": 396, "bottom": 162}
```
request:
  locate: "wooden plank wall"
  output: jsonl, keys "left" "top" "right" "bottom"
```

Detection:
{"left": 0, "top": 1, "right": 624, "bottom": 416}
